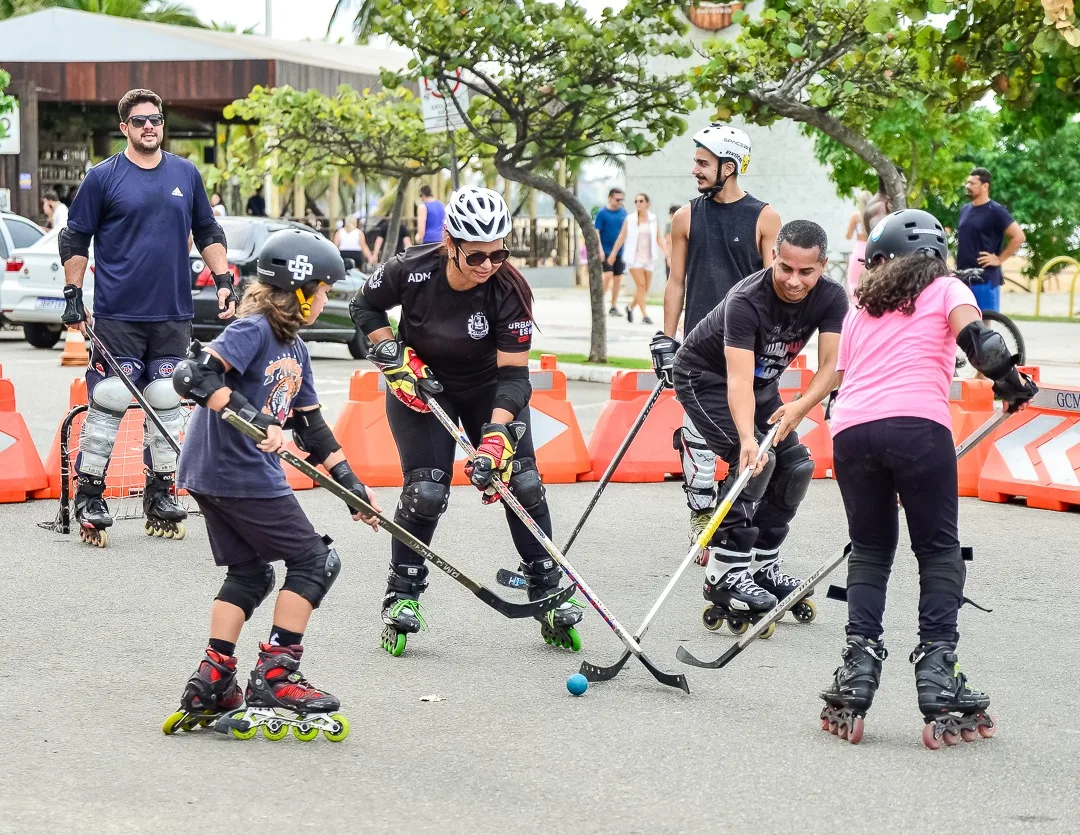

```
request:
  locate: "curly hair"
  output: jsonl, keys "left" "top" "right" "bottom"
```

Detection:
{"left": 855, "top": 252, "right": 949, "bottom": 317}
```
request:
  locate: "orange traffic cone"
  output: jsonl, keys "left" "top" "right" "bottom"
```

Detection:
{"left": 60, "top": 329, "right": 89, "bottom": 367}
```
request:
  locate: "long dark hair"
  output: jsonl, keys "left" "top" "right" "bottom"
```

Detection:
{"left": 444, "top": 236, "right": 535, "bottom": 321}
{"left": 855, "top": 252, "right": 949, "bottom": 317}
{"left": 237, "top": 279, "right": 322, "bottom": 342}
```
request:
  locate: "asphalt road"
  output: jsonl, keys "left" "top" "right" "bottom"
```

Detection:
{"left": 1, "top": 332, "right": 1078, "bottom": 834}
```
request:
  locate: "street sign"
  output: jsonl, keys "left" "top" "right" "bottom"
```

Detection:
{"left": 0, "top": 103, "right": 20, "bottom": 155}
{"left": 421, "top": 72, "right": 469, "bottom": 135}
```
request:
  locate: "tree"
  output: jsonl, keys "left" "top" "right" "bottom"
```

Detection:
{"left": 1, "top": 0, "right": 205, "bottom": 25}
{"left": 0, "top": 69, "right": 13, "bottom": 138}
{"left": 691, "top": 0, "right": 1075, "bottom": 212}
{"left": 371, "top": 0, "right": 693, "bottom": 363}
{"left": 222, "top": 84, "right": 453, "bottom": 260}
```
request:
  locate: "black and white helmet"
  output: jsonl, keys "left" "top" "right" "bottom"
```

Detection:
{"left": 256, "top": 228, "right": 346, "bottom": 290}
{"left": 444, "top": 186, "right": 513, "bottom": 242}
{"left": 693, "top": 123, "right": 752, "bottom": 174}
{"left": 864, "top": 209, "right": 948, "bottom": 266}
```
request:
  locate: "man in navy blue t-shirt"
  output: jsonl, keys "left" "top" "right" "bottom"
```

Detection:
{"left": 594, "top": 187, "right": 627, "bottom": 316}
{"left": 956, "top": 167, "right": 1025, "bottom": 313}
{"left": 59, "top": 88, "right": 234, "bottom": 543}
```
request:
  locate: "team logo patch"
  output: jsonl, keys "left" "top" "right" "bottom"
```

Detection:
{"left": 366, "top": 265, "right": 384, "bottom": 290}
{"left": 467, "top": 312, "right": 489, "bottom": 339}
{"left": 507, "top": 319, "right": 532, "bottom": 343}
{"left": 120, "top": 361, "right": 136, "bottom": 377}
{"left": 158, "top": 361, "right": 175, "bottom": 377}
{"left": 288, "top": 254, "right": 314, "bottom": 283}
{"left": 869, "top": 217, "right": 888, "bottom": 242}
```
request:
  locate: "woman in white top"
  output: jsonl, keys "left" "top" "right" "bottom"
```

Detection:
{"left": 610, "top": 193, "right": 668, "bottom": 324}
{"left": 335, "top": 214, "right": 373, "bottom": 267}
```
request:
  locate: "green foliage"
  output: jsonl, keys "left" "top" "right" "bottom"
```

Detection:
{"left": 0, "top": 68, "right": 12, "bottom": 138}
{"left": 1, "top": 0, "right": 206, "bottom": 26}
{"left": 220, "top": 85, "right": 452, "bottom": 194}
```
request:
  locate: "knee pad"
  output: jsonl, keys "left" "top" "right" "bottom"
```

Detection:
{"left": 147, "top": 356, "right": 184, "bottom": 383}
{"left": 722, "top": 448, "right": 777, "bottom": 504}
{"left": 217, "top": 562, "right": 276, "bottom": 621}
{"left": 77, "top": 375, "right": 134, "bottom": 476}
{"left": 141, "top": 376, "right": 186, "bottom": 472}
{"left": 282, "top": 545, "right": 342, "bottom": 609}
{"left": 508, "top": 458, "right": 545, "bottom": 511}
{"left": 765, "top": 444, "right": 814, "bottom": 512}
{"left": 916, "top": 548, "right": 966, "bottom": 600}
{"left": 90, "top": 372, "right": 135, "bottom": 413}
{"left": 675, "top": 417, "right": 717, "bottom": 511}
{"left": 847, "top": 547, "right": 894, "bottom": 591}
{"left": 397, "top": 468, "right": 450, "bottom": 526}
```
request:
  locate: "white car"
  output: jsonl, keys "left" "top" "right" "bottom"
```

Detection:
{"left": 1, "top": 227, "right": 96, "bottom": 348}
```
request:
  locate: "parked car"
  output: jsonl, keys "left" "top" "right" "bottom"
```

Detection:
{"left": 0, "top": 211, "right": 48, "bottom": 331}
{"left": 1, "top": 216, "right": 369, "bottom": 357}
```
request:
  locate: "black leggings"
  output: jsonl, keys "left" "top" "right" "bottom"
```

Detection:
{"left": 833, "top": 417, "right": 965, "bottom": 643}
{"left": 384, "top": 383, "right": 552, "bottom": 568}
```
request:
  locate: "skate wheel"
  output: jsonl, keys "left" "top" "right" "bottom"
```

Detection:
{"left": 701, "top": 605, "right": 723, "bottom": 632}
{"left": 694, "top": 549, "right": 709, "bottom": 567}
{"left": 793, "top": 599, "right": 817, "bottom": 624}
{"left": 565, "top": 627, "right": 582, "bottom": 653}
{"left": 943, "top": 730, "right": 959, "bottom": 747}
{"left": 978, "top": 716, "right": 996, "bottom": 738}
{"left": 144, "top": 522, "right": 155, "bottom": 536}
{"left": 180, "top": 715, "right": 201, "bottom": 732}
{"left": 727, "top": 620, "right": 749, "bottom": 636}
{"left": 838, "top": 723, "right": 848, "bottom": 740}
{"left": 758, "top": 621, "right": 776, "bottom": 640}
{"left": 163, "top": 527, "right": 175, "bottom": 539}
{"left": 174, "top": 524, "right": 186, "bottom": 541}
{"left": 162, "top": 711, "right": 187, "bottom": 735}
{"left": 829, "top": 721, "right": 839, "bottom": 736}
{"left": 921, "top": 723, "right": 944, "bottom": 750}
{"left": 381, "top": 627, "right": 407, "bottom": 657}
{"left": 292, "top": 723, "right": 320, "bottom": 741}
{"left": 820, "top": 716, "right": 831, "bottom": 732}
{"left": 262, "top": 722, "right": 289, "bottom": 741}
{"left": 198, "top": 717, "right": 212, "bottom": 728}
{"left": 848, "top": 717, "right": 864, "bottom": 745}
{"left": 960, "top": 727, "right": 977, "bottom": 743}
{"left": 227, "top": 711, "right": 257, "bottom": 740}
{"left": 324, "top": 713, "right": 350, "bottom": 742}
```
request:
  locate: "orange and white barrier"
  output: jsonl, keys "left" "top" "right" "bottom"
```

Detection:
{"left": 948, "top": 378, "right": 996, "bottom": 497}
{"left": 0, "top": 365, "right": 49, "bottom": 503}
{"left": 778, "top": 357, "right": 833, "bottom": 478}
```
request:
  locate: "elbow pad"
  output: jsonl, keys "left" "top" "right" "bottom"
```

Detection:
{"left": 493, "top": 365, "right": 532, "bottom": 417}
{"left": 172, "top": 342, "right": 227, "bottom": 406}
{"left": 194, "top": 221, "right": 228, "bottom": 252}
{"left": 956, "top": 321, "right": 1015, "bottom": 381}
{"left": 59, "top": 227, "right": 91, "bottom": 265}
{"left": 349, "top": 289, "right": 391, "bottom": 335}
{"left": 291, "top": 406, "right": 341, "bottom": 466}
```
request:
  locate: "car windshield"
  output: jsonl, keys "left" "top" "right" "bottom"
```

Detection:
{"left": 189, "top": 217, "right": 256, "bottom": 259}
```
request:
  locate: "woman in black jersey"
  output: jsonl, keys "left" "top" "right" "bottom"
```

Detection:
{"left": 350, "top": 187, "right": 582, "bottom": 656}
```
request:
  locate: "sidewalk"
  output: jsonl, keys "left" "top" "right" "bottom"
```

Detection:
{"left": 531, "top": 286, "right": 1080, "bottom": 385}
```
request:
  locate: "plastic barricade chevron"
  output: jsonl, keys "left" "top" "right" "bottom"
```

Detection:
{"left": 0, "top": 364, "right": 49, "bottom": 503}
{"left": 335, "top": 357, "right": 591, "bottom": 487}
{"left": 778, "top": 358, "right": 833, "bottom": 479}
{"left": 948, "top": 378, "right": 996, "bottom": 497}
{"left": 977, "top": 381, "right": 1080, "bottom": 512}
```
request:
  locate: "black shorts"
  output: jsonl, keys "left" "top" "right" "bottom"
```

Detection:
{"left": 188, "top": 490, "right": 326, "bottom": 567}
{"left": 603, "top": 253, "right": 626, "bottom": 277}
{"left": 90, "top": 318, "right": 191, "bottom": 381}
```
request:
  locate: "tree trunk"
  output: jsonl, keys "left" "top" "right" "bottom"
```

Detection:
{"left": 496, "top": 161, "right": 606, "bottom": 363}
{"left": 381, "top": 175, "right": 410, "bottom": 264}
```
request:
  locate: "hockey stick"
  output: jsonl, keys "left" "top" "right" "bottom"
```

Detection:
{"left": 677, "top": 408, "right": 1012, "bottom": 670}
{"left": 496, "top": 378, "right": 667, "bottom": 588}
{"left": 222, "top": 411, "right": 575, "bottom": 620}
{"left": 425, "top": 396, "right": 690, "bottom": 693}
{"left": 83, "top": 322, "right": 182, "bottom": 456}
{"left": 580, "top": 424, "right": 780, "bottom": 683}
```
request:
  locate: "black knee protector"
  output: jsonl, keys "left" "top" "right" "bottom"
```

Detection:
{"left": 508, "top": 458, "right": 545, "bottom": 511}
{"left": 765, "top": 444, "right": 814, "bottom": 512}
{"left": 519, "top": 556, "right": 562, "bottom": 591}
{"left": 282, "top": 544, "right": 342, "bottom": 609}
{"left": 397, "top": 468, "right": 450, "bottom": 525}
{"left": 722, "top": 448, "right": 777, "bottom": 503}
{"left": 916, "top": 547, "right": 966, "bottom": 601}
{"left": 216, "top": 562, "right": 276, "bottom": 621}
{"left": 847, "top": 547, "right": 895, "bottom": 591}
{"left": 387, "top": 561, "right": 429, "bottom": 597}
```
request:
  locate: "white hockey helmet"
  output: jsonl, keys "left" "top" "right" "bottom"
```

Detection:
{"left": 693, "top": 123, "right": 752, "bottom": 175}
{"left": 444, "top": 186, "right": 513, "bottom": 242}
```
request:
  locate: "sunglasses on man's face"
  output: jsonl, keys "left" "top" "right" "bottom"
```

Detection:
{"left": 128, "top": 114, "right": 164, "bottom": 128}
{"left": 461, "top": 247, "right": 510, "bottom": 267}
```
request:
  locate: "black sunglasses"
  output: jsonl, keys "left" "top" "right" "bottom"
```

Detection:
{"left": 461, "top": 247, "right": 510, "bottom": 267}
{"left": 128, "top": 114, "right": 164, "bottom": 127}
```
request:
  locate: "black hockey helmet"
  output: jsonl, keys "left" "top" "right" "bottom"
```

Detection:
{"left": 864, "top": 209, "right": 948, "bottom": 267}
{"left": 256, "top": 228, "right": 346, "bottom": 291}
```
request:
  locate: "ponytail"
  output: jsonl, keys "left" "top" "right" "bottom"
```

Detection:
{"left": 496, "top": 261, "right": 535, "bottom": 323}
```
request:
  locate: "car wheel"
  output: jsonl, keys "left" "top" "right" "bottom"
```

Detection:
{"left": 347, "top": 328, "right": 370, "bottom": 360}
{"left": 24, "top": 323, "right": 62, "bottom": 349}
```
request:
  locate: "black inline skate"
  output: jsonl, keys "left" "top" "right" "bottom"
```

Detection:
{"left": 701, "top": 567, "right": 778, "bottom": 639}
{"left": 143, "top": 471, "right": 187, "bottom": 539}
{"left": 381, "top": 562, "right": 428, "bottom": 657}
{"left": 74, "top": 474, "right": 112, "bottom": 548}
{"left": 911, "top": 641, "right": 995, "bottom": 750}
{"left": 214, "top": 644, "right": 349, "bottom": 741}
{"left": 753, "top": 555, "right": 816, "bottom": 623}
{"left": 163, "top": 647, "right": 244, "bottom": 735}
{"left": 521, "top": 558, "right": 583, "bottom": 651}
{"left": 820, "top": 636, "right": 887, "bottom": 745}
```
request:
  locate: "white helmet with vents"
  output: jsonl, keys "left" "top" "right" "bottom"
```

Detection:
{"left": 444, "top": 186, "right": 513, "bottom": 242}
{"left": 693, "top": 123, "right": 752, "bottom": 175}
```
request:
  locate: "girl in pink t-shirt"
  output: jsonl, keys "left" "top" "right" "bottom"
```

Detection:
{"left": 820, "top": 209, "right": 1035, "bottom": 749}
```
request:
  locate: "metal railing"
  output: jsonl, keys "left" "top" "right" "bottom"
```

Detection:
{"left": 1034, "top": 256, "right": 1080, "bottom": 318}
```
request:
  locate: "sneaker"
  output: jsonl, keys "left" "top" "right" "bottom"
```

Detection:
{"left": 625, "top": 306, "right": 634, "bottom": 323}
{"left": 608, "top": 307, "right": 620, "bottom": 317}
{"left": 642, "top": 315, "right": 654, "bottom": 325}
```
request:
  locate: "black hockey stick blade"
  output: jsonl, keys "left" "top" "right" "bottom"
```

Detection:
{"left": 222, "top": 412, "right": 573, "bottom": 619}
{"left": 496, "top": 568, "right": 527, "bottom": 589}
{"left": 640, "top": 651, "right": 690, "bottom": 693}
{"left": 579, "top": 649, "right": 631, "bottom": 682}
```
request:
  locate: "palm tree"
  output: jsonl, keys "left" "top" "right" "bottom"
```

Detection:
{"left": 326, "top": 0, "right": 377, "bottom": 42}
{"left": 1, "top": 0, "right": 206, "bottom": 26}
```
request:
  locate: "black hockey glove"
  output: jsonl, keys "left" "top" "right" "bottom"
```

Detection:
{"left": 649, "top": 331, "right": 680, "bottom": 389}
{"left": 224, "top": 391, "right": 279, "bottom": 433}
{"left": 329, "top": 460, "right": 373, "bottom": 517}
{"left": 61, "top": 284, "right": 86, "bottom": 325}
{"left": 213, "top": 272, "right": 239, "bottom": 313}
{"left": 992, "top": 368, "right": 1038, "bottom": 414}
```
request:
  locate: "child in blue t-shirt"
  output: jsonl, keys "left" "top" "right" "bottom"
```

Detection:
{"left": 165, "top": 229, "right": 381, "bottom": 741}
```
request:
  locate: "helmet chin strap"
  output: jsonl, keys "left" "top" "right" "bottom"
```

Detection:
{"left": 701, "top": 157, "right": 736, "bottom": 200}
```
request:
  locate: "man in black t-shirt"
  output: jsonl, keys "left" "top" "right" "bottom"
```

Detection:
{"left": 956, "top": 167, "right": 1025, "bottom": 313}
{"left": 371, "top": 217, "right": 414, "bottom": 261}
{"left": 674, "top": 220, "right": 847, "bottom": 630}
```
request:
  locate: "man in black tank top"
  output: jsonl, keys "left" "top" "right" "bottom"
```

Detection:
{"left": 655, "top": 123, "right": 781, "bottom": 555}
